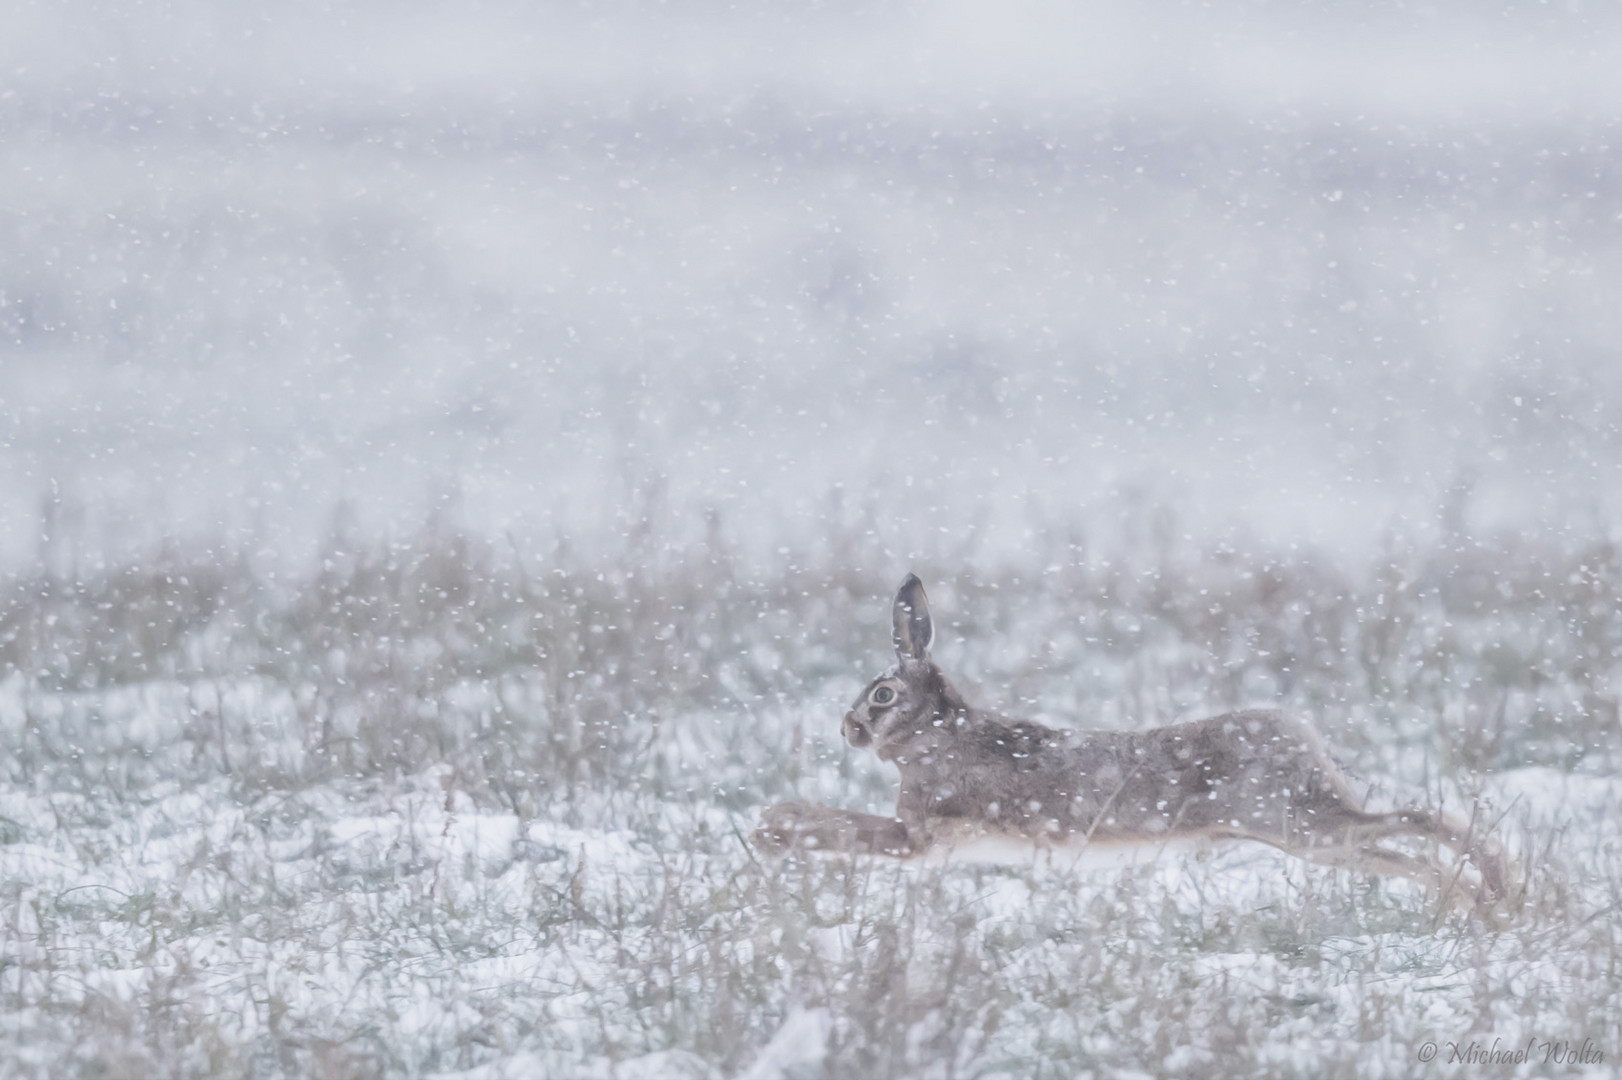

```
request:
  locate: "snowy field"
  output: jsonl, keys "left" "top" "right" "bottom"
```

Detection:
{"left": 2, "top": 537, "right": 1620, "bottom": 1077}
{"left": 4, "top": 1, "right": 1622, "bottom": 1077}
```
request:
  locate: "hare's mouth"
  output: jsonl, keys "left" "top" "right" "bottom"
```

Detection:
{"left": 843, "top": 717, "right": 873, "bottom": 748}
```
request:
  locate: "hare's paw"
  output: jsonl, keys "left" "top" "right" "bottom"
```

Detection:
{"left": 752, "top": 801, "right": 824, "bottom": 855}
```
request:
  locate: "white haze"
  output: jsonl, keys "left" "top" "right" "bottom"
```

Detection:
{"left": 4, "top": 0, "right": 1622, "bottom": 569}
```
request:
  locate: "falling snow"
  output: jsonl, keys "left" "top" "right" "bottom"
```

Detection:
{"left": 3, "top": 2, "right": 1622, "bottom": 1077}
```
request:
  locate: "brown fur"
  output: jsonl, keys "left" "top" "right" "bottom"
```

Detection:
{"left": 753, "top": 574, "right": 1510, "bottom": 911}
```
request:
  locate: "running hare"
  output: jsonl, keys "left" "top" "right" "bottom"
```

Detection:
{"left": 754, "top": 574, "right": 1510, "bottom": 910}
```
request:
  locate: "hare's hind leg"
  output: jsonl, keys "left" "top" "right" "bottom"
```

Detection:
{"left": 1358, "top": 809, "right": 1509, "bottom": 903}
{"left": 1353, "top": 845, "right": 1445, "bottom": 891}
{"left": 1234, "top": 828, "right": 1448, "bottom": 901}
{"left": 752, "top": 801, "right": 915, "bottom": 857}
{"left": 1299, "top": 843, "right": 1439, "bottom": 888}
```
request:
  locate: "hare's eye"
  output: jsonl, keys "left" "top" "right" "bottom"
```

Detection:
{"left": 871, "top": 686, "right": 896, "bottom": 706}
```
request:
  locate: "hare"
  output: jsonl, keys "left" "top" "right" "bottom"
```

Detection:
{"left": 754, "top": 574, "right": 1510, "bottom": 910}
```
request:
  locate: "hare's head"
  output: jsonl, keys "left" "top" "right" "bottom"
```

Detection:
{"left": 842, "top": 574, "right": 967, "bottom": 759}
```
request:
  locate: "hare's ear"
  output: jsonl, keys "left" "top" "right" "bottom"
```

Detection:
{"left": 892, "top": 574, "right": 934, "bottom": 665}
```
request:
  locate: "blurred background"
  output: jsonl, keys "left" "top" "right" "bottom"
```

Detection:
{"left": 4, "top": 0, "right": 1622, "bottom": 571}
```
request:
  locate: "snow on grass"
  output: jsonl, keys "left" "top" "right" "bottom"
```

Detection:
{"left": 1, "top": 523, "right": 1620, "bottom": 1077}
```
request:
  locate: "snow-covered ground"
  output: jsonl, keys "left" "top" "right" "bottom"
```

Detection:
{"left": 2, "top": 744, "right": 1616, "bottom": 1079}
{"left": 4, "top": 1, "right": 1622, "bottom": 1076}
{"left": 2, "top": 535, "right": 1619, "bottom": 1077}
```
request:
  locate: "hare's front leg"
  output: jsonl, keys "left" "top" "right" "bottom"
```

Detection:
{"left": 752, "top": 801, "right": 916, "bottom": 857}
